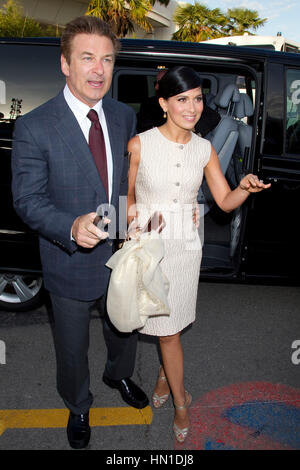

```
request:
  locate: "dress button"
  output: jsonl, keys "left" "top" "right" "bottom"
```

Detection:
{"left": 176, "top": 163, "right": 181, "bottom": 167}
{"left": 175, "top": 182, "right": 180, "bottom": 186}
{"left": 178, "top": 145, "right": 184, "bottom": 149}
{"left": 173, "top": 199, "right": 178, "bottom": 203}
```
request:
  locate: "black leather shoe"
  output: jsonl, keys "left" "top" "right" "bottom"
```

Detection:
{"left": 67, "top": 412, "right": 91, "bottom": 449}
{"left": 103, "top": 375, "right": 149, "bottom": 409}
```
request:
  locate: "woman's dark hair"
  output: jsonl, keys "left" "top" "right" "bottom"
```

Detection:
{"left": 157, "top": 66, "right": 202, "bottom": 100}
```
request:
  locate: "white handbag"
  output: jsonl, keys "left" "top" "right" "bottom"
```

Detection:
{"left": 105, "top": 231, "right": 170, "bottom": 333}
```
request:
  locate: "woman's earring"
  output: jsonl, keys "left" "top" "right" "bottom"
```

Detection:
{"left": 163, "top": 111, "right": 167, "bottom": 119}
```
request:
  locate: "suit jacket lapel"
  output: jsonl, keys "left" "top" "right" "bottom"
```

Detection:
{"left": 103, "top": 99, "right": 124, "bottom": 207}
{"left": 51, "top": 91, "right": 107, "bottom": 201}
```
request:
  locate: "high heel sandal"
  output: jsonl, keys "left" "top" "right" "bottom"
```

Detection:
{"left": 173, "top": 391, "right": 192, "bottom": 443}
{"left": 152, "top": 367, "right": 170, "bottom": 409}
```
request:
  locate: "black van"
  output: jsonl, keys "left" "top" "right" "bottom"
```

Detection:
{"left": 1, "top": 37, "right": 300, "bottom": 311}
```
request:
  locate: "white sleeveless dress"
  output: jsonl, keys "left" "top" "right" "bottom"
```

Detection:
{"left": 135, "top": 127, "right": 211, "bottom": 336}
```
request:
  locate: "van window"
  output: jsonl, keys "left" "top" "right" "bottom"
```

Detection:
{"left": 201, "top": 78, "right": 212, "bottom": 96}
{"left": 116, "top": 73, "right": 155, "bottom": 113}
{"left": 0, "top": 44, "right": 64, "bottom": 119}
{"left": 115, "top": 71, "right": 214, "bottom": 115}
{"left": 286, "top": 68, "right": 300, "bottom": 154}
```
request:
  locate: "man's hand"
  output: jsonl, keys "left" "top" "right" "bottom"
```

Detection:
{"left": 72, "top": 212, "right": 109, "bottom": 248}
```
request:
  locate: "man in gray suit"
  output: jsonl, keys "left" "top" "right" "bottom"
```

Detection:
{"left": 11, "top": 16, "right": 148, "bottom": 449}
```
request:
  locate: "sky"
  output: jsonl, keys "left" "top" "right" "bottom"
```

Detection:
{"left": 184, "top": 0, "right": 300, "bottom": 43}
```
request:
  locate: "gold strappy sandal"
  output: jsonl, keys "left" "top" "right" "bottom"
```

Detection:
{"left": 173, "top": 391, "right": 192, "bottom": 443}
{"left": 152, "top": 366, "right": 170, "bottom": 409}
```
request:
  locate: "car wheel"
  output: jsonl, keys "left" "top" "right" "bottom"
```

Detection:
{"left": 0, "top": 273, "right": 44, "bottom": 311}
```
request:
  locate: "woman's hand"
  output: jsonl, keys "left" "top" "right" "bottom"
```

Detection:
{"left": 126, "top": 217, "right": 141, "bottom": 240}
{"left": 239, "top": 174, "right": 271, "bottom": 193}
{"left": 192, "top": 205, "right": 200, "bottom": 229}
{"left": 205, "top": 147, "right": 270, "bottom": 213}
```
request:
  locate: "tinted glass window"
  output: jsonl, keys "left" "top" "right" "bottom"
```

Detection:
{"left": 201, "top": 78, "right": 212, "bottom": 95}
{"left": 286, "top": 68, "right": 300, "bottom": 154}
{"left": 285, "top": 45, "right": 300, "bottom": 54}
{"left": 116, "top": 73, "right": 156, "bottom": 113}
{"left": 242, "top": 44, "right": 275, "bottom": 50}
{"left": 0, "top": 43, "right": 64, "bottom": 231}
{"left": 0, "top": 43, "right": 64, "bottom": 119}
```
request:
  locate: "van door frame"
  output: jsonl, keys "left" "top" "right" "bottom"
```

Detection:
{"left": 113, "top": 51, "right": 264, "bottom": 280}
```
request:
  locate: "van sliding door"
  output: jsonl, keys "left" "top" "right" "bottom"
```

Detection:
{"left": 245, "top": 62, "right": 300, "bottom": 280}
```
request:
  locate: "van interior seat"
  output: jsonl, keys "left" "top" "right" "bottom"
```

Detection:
{"left": 233, "top": 93, "right": 254, "bottom": 162}
{"left": 198, "top": 84, "right": 240, "bottom": 212}
{"left": 204, "top": 92, "right": 217, "bottom": 108}
{"left": 213, "top": 83, "right": 241, "bottom": 115}
{"left": 208, "top": 84, "right": 240, "bottom": 167}
{"left": 229, "top": 94, "right": 254, "bottom": 258}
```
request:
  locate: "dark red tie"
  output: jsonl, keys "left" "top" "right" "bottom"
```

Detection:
{"left": 87, "top": 109, "right": 109, "bottom": 199}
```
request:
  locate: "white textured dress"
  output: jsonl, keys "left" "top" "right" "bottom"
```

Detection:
{"left": 135, "top": 127, "right": 211, "bottom": 336}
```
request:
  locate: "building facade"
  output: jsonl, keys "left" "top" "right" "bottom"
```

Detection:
{"left": 0, "top": 0, "right": 179, "bottom": 39}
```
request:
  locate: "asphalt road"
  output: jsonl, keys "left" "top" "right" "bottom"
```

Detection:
{"left": 0, "top": 281, "right": 299, "bottom": 451}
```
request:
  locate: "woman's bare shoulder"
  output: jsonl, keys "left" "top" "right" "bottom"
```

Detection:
{"left": 128, "top": 135, "right": 141, "bottom": 153}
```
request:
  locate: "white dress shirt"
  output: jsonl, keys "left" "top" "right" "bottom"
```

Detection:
{"left": 63, "top": 84, "right": 113, "bottom": 202}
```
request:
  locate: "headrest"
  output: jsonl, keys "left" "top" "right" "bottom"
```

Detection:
{"left": 214, "top": 84, "right": 240, "bottom": 109}
{"left": 234, "top": 93, "right": 254, "bottom": 119}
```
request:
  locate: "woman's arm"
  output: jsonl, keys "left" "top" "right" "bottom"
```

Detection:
{"left": 204, "top": 146, "right": 271, "bottom": 213}
{"left": 127, "top": 135, "right": 141, "bottom": 224}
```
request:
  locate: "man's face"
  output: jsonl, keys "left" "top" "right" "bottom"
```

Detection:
{"left": 61, "top": 33, "right": 115, "bottom": 107}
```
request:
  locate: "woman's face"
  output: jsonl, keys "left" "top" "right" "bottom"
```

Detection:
{"left": 159, "top": 86, "right": 203, "bottom": 131}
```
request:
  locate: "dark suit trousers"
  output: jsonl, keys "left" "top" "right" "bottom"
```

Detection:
{"left": 50, "top": 293, "right": 138, "bottom": 415}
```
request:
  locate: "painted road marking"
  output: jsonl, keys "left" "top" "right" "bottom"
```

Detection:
{"left": 175, "top": 382, "right": 300, "bottom": 450}
{"left": 0, "top": 406, "right": 153, "bottom": 436}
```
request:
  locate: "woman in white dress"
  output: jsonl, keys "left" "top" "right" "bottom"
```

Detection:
{"left": 127, "top": 66, "right": 270, "bottom": 443}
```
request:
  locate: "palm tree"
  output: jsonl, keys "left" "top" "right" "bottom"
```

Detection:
{"left": 172, "top": 2, "right": 227, "bottom": 42}
{"left": 225, "top": 8, "right": 267, "bottom": 36}
{"left": 86, "top": 0, "right": 170, "bottom": 37}
{"left": 0, "top": 0, "right": 59, "bottom": 36}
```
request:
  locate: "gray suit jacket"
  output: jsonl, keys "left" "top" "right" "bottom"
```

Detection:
{"left": 11, "top": 90, "right": 136, "bottom": 300}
